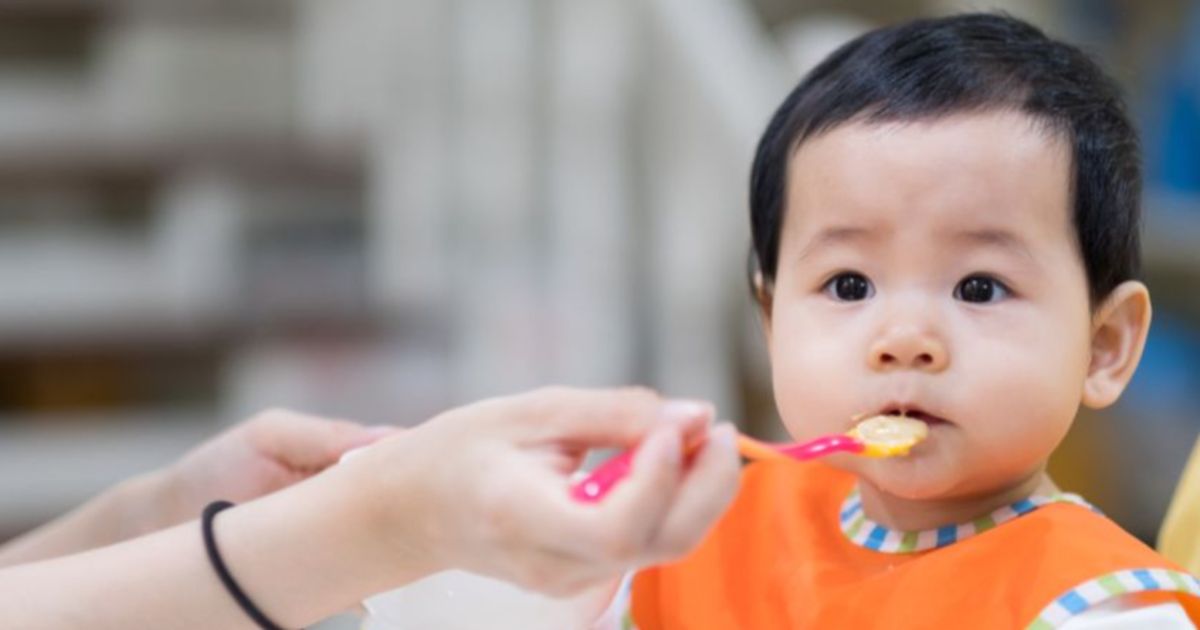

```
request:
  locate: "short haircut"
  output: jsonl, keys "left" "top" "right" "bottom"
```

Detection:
{"left": 750, "top": 12, "right": 1141, "bottom": 304}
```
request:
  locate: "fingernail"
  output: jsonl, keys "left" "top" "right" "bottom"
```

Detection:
{"left": 656, "top": 429, "right": 683, "bottom": 467}
{"left": 339, "top": 446, "right": 368, "bottom": 464}
{"left": 348, "top": 425, "right": 398, "bottom": 447}
{"left": 658, "top": 399, "right": 713, "bottom": 425}
{"left": 711, "top": 423, "right": 736, "bottom": 448}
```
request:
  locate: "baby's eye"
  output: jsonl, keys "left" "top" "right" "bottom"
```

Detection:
{"left": 954, "top": 275, "right": 1010, "bottom": 303}
{"left": 823, "top": 272, "right": 874, "bottom": 301}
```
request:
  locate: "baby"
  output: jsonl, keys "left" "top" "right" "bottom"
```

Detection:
{"left": 627, "top": 12, "right": 1200, "bottom": 629}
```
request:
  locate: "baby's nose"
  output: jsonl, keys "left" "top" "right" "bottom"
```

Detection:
{"left": 867, "top": 327, "right": 949, "bottom": 372}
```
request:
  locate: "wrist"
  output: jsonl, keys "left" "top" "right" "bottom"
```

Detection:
{"left": 335, "top": 448, "right": 443, "bottom": 588}
{"left": 212, "top": 467, "right": 420, "bottom": 626}
{"left": 108, "top": 469, "right": 179, "bottom": 541}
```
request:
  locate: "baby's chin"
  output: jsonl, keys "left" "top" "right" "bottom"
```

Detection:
{"left": 844, "top": 449, "right": 967, "bottom": 500}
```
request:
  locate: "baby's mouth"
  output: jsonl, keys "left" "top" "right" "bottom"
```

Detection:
{"left": 877, "top": 406, "right": 951, "bottom": 427}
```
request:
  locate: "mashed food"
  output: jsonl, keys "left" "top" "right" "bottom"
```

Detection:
{"left": 848, "top": 415, "right": 929, "bottom": 457}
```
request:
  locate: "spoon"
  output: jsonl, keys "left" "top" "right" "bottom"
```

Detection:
{"left": 569, "top": 415, "right": 927, "bottom": 503}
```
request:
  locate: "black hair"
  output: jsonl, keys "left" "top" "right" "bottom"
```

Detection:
{"left": 749, "top": 12, "right": 1140, "bottom": 305}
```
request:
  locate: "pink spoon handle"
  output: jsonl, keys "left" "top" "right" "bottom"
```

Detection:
{"left": 570, "top": 450, "right": 634, "bottom": 503}
{"left": 569, "top": 432, "right": 865, "bottom": 504}
{"left": 775, "top": 433, "right": 865, "bottom": 459}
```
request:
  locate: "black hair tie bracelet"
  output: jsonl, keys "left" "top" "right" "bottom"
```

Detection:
{"left": 202, "top": 500, "right": 291, "bottom": 630}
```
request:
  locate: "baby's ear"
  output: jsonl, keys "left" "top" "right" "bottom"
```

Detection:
{"left": 753, "top": 271, "right": 774, "bottom": 328}
{"left": 752, "top": 271, "right": 775, "bottom": 350}
{"left": 1082, "top": 280, "right": 1152, "bottom": 409}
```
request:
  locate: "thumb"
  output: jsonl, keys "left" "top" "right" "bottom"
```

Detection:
{"left": 250, "top": 410, "right": 400, "bottom": 470}
{"left": 523, "top": 387, "right": 713, "bottom": 449}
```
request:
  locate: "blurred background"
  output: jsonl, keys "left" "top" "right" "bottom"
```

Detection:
{"left": 0, "top": 0, "right": 1197, "bottom": 623}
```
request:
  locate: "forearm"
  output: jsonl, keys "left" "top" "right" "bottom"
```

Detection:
{"left": 0, "top": 467, "right": 417, "bottom": 629}
{"left": 0, "top": 516, "right": 251, "bottom": 629}
{"left": 0, "top": 471, "right": 173, "bottom": 568}
{"left": 212, "top": 466, "right": 427, "bottom": 626}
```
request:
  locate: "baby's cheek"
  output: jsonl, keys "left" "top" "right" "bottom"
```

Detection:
{"left": 970, "top": 356, "right": 1077, "bottom": 456}
{"left": 770, "top": 345, "right": 852, "bottom": 439}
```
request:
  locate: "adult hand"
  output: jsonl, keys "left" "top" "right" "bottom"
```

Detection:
{"left": 0, "top": 409, "right": 396, "bottom": 569}
{"left": 153, "top": 409, "right": 395, "bottom": 534}
{"left": 338, "top": 386, "right": 740, "bottom": 597}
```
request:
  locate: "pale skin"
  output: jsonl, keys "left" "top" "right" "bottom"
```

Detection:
{"left": 756, "top": 110, "right": 1152, "bottom": 531}
{"left": 0, "top": 409, "right": 396, "bottom": 569}
{"left": 0, "top": 387, "right": 739, "bottom": 629}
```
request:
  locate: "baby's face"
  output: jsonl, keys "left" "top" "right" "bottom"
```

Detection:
{"left": 765, "top": 111, "right": 1093, "bottom": 501}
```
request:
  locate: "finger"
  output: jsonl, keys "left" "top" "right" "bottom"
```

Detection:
{"left": 643, "top": 423, "right": 740, "bottom": 564}
{"left": 590, "top": 425, "right": 685, "bottom": 554}
{"left": 480, "top": 542, "right": 615, "bottom": 598}
{"left": 519, "top": 386, "right": 713, "bottom": 449}
{"left": 350, "top": 424, "right": 404, "bottom": 448}
{"left": 531, "top": 424, "right": 687, "bottom": 565}
{"left": 249, "top": 410, "right": 394, "bottom": 470}
{"left": 679, "top": 413, "right": 715, "bottom": 457}
{"left": 502, "top": 551, "right": 624, "bottom": 598}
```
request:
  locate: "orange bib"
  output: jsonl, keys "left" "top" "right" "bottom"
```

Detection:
{"left": 632, "top": 461, "right": 1200, "bottom": 629}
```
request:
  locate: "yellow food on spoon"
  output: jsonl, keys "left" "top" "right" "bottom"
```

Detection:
{"left": 848, "top": 415, "right": 929, "bottom": 458}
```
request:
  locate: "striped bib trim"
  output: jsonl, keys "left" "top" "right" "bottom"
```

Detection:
{"left": 838, "top": 487, "right": 1097, "bottom": 554}
{"left": 1028, "top": 568, "right": 1200, "bottom": 628}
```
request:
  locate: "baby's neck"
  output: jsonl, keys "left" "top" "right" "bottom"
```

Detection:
{"left": 856, "top": 470, "right": 1059, "bottom": 532}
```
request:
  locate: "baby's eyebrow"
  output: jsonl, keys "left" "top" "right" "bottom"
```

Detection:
{"left": 953, "top": 228, "right": 1037, "bottom": 262}
{"left": 795, "top": 226, "right": 880, "bottom": 262}
{"left": 792, "top": 225, "right": 1038, "bottom": 266}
